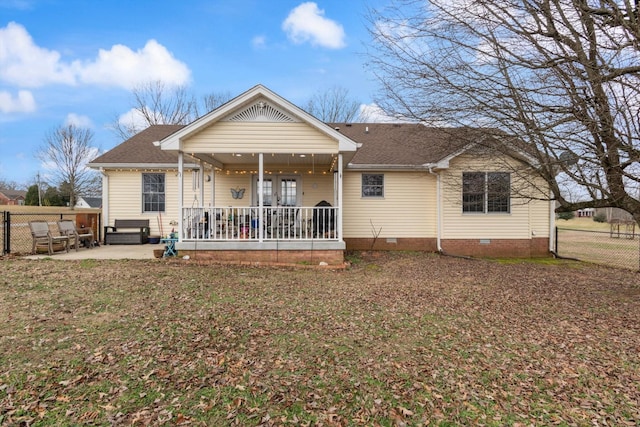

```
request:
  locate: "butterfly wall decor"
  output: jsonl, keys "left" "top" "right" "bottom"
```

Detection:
{"left": 230, "top": 187, "right": 246, "bottom": 199}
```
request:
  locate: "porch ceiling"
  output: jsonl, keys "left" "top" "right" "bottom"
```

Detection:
{"left": 191, "top": 152, "right": 337, "bottom": 169}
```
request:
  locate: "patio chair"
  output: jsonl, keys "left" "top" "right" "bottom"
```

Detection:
{"left": 29, "top": 220, "right": 70, "bottom": 255}
{"left": 57, "top": 219, "right": 95, "bottom": 251}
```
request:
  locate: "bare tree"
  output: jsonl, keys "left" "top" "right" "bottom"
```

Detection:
{"left": 367, "top": 0, "right": 640, "bottom": 224}
{"left": 111, "top": 81, "right": 234, "bottom": 140}
{"left": 198, "top": 90, "right": 233, "bottom": 117}
{"left": 111, "top": 80, "right": 197, "bottom": 140}
{"left": 36, "top": 124, "right": 100, "bottom": 209}
{"left": 0, "top": 178, "right": 24, "bottom": 191}
{"left": 304, "top": 86, "right": 362, "bottom": 122}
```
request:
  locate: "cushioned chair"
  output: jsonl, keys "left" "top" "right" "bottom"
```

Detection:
{"left": 57, "top": 219, "right": 94, "bottom": 251}
{"left": 29, "top": 220, "right": 70, "bottom": 255}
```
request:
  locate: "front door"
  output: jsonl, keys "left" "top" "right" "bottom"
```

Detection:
{"left": 253, "top": 175, "right": 301, "bottom": 206}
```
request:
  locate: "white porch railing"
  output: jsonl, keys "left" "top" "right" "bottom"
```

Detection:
{"left": 182, "top": 206, "right": 339, "bottom": 241}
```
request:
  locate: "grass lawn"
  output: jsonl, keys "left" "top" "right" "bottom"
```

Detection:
{"left": 1, "top": 253, "right": 640, "bottom": 426}
{"left": 555, "top": 216, "right": 611, "bottom": 231}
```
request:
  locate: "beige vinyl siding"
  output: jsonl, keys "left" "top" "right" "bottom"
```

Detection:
{"left": 213, "top": 169, "right": 335, "bottom": 207}
{"left": 214, "top": 173, "right": 253, "bottom": 207}
{"left": 106, "top": 170, "right": 203, "bottom": 236}
{"left": 528, "top": 181, "right": 552, "bottom": 238}
{"left": 183, "top": 122, "right": 339, "bottom": 153}
{"left": 440, "top": 154, "right": 550, "bottom": 239}
{"left": 343, "top": 171, "right": 437, "bottom": 238}
{"left": 300, "top": 175, "right": 334, "bottom": 207}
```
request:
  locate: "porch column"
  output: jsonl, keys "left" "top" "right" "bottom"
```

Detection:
{"left": 337, "top": 153, "right": 343, "bottom": 241}
{"left": 178, "top": 151, "right": 184, "bottom": 240}
{"left": 199, "top": 161, "right": 205, "bottom": 206}
{"left": 258, "top": 153, "right": 264, "bottom": 242}
{"left": 210, "top": 167, "right": 215, "bottom": 206}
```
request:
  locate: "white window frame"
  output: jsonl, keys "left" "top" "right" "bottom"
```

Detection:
{"left": 142, "top": 173, "right": 166, "bottom": 213}
{"left": 462, "top": 171, "right": 510, "bottom": 214}
{"left": 362, "top": 173, "right": 384, "bottom": 198}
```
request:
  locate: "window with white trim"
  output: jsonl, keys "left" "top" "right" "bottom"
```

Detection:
{"left": 462, "top": 172, "right": 510, "bottom": 213}
{"left": 142, "top": 173, "right": 165, "bottom": 212}
{"left": 362, "top": 174, "right": 384, "bottom": 197}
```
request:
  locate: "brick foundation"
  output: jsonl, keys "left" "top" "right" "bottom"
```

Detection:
{"left": 179, "top": 249, "right": 344, "bottom": 265}
{"left": 345, "top": 238, "right": 438, "bottom": 252}
{"left": 441, "top": 238, "right": 550, "bottom": 258}
{"left": 345, "top": 237, "right": 550, "bottom": 258}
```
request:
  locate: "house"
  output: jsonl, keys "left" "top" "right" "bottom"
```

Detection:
{"left": 75, "top": 196, "right": 102, "bottom": 209}
{"left": 89, "top": 85, "right": 553, "bottom": 265}
{"left": 0, "top": 189, "right": 26, "bottom": 205}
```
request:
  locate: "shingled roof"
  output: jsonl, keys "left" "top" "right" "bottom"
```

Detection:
{"left": 330, "top": 123, "right": 489, "bottom": 167}
{"left": 90, "top": 122, "right": 509, "bottom": 169}
{"left": 90, "top": 125, "right": 185, "bottom": 165}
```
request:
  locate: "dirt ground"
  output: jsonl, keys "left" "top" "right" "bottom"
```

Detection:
{"left": 1, "top": 252, "right": 639, "bottom": 426}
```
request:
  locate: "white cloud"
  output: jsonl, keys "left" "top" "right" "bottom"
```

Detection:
{"left": 282, "top": 2, "right": 346, "bottom": 49}
{"left": 0, "top": 22, "right": 76, "bottom": 87}
{"left": 76, "top": 40, "right": 191, "bottom": 89}
{"left": 117, "top": 108, "right": 152, "bottom": 134}
{"left": 0, "top": 89, "right": 36, "bottom": 113}
{"left": 0, "top": 22, "right": 191, "bottom": 89}
{"left": 65, "top": 113, "right": 93, "bottom": 128}
{"left": 252, "top": 35, "right": 267, "bottom": 49}
{"left": 358, "top": 103, "right": 400, "bottom": 123}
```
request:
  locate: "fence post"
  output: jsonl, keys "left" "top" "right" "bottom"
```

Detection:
{"left": 2, "top": 211, "right": 10, "bottom": 255}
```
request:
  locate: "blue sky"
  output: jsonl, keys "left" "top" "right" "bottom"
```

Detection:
{"left": 0, "top": 0, "right": 387, "bottom": 187}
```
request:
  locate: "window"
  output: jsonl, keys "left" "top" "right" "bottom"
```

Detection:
{"left": 260, "top": 179, "right": 273, "bottom": 206}
{"left": 142, "top": 173, "right": 165, "bottom": 212}
{"left": 362, "top": 174, "right": 384, "bottom": 197}
{"left": 280, "top": 178, "right": 297, "bottom": 206}
{"left": 462, "top": 172, "right": 510, "bottom": 213}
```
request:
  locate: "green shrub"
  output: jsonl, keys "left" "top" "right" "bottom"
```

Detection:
{"left": 593, "top": 212, "right": 607, "bottom": 223}
{"left": 557, "top": 211, "right": 575, "bottom": 220}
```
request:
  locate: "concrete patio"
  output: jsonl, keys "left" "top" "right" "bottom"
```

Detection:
{"left": 24, "top": 243, "right": 165, "bottom": 260}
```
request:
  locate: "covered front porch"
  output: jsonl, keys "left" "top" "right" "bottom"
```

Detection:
{"left": 173, "top": 152, "right": 347, "bottom": 265}
{"left": 158, "top": 85, "right": 359, "bottom": 265}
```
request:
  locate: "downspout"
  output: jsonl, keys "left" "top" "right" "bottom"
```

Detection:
{"left": 178, "top": 151, "right": 184, "bottom": 240}
{"left": 100, "top": 168, "right": 109, "bottom": 242}
{"left": 549, "top": 190, "right": 556, "bottom": 255}
{"left": 337, "top": 154, "right": 343, "bottom": 241}
{"left": 428, "top": 167, "right": 443, "bottom": 253}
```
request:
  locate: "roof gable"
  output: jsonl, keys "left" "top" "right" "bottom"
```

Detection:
{"left": 159, "top": 84, "right": 359, "bottom": 152}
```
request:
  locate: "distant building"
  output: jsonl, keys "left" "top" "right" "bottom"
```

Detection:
{"left": 75, "top": 196, "right": 102, "bottom": 209}
{"left": 576, "top": 208, "right": 594, "bottom": 217}
{"left": 0, "top": 189, "right": 26, "bottom": 205}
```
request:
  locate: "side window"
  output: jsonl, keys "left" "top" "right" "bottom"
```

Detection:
{"left": 487, "top": 172, "right": 510, "bottom": 213}
{"left": 462, "top": 172, "right": 510, "bottom": 213}
{"left": 462, "top": 172, "right": 485, "bottom": 213}
{"left": 142, "top": 173, "right": 165, "bottom": 212}
{"left": 362, "top": 174, "right": 384, "bottom": 198}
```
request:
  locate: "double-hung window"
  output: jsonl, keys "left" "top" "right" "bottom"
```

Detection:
{"left": 362, "top": 174, "right": 384, "bottom": 198}
{"left": 462, "top": 172, "right": 510, "bottom": 213}
{"left": 142, "top": 173, "right": 165, "bottom": 212}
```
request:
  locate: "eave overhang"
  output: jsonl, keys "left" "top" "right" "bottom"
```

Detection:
{"left": 88, "top": 162, "right": 202, "bottom": 170}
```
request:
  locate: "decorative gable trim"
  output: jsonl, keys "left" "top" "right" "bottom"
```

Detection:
{"left": 159, "top": 84, "right": 358, "bottom": 152}
{"left": 223, "top": 100, "right": 298, "bottom": 123}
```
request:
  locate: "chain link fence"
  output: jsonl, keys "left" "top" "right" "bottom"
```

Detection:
{"left": 556, "top": 226, "right": 640, "bottom": 271}
{"left": 1, "top": 211, "right": 100, "bottom": 256}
